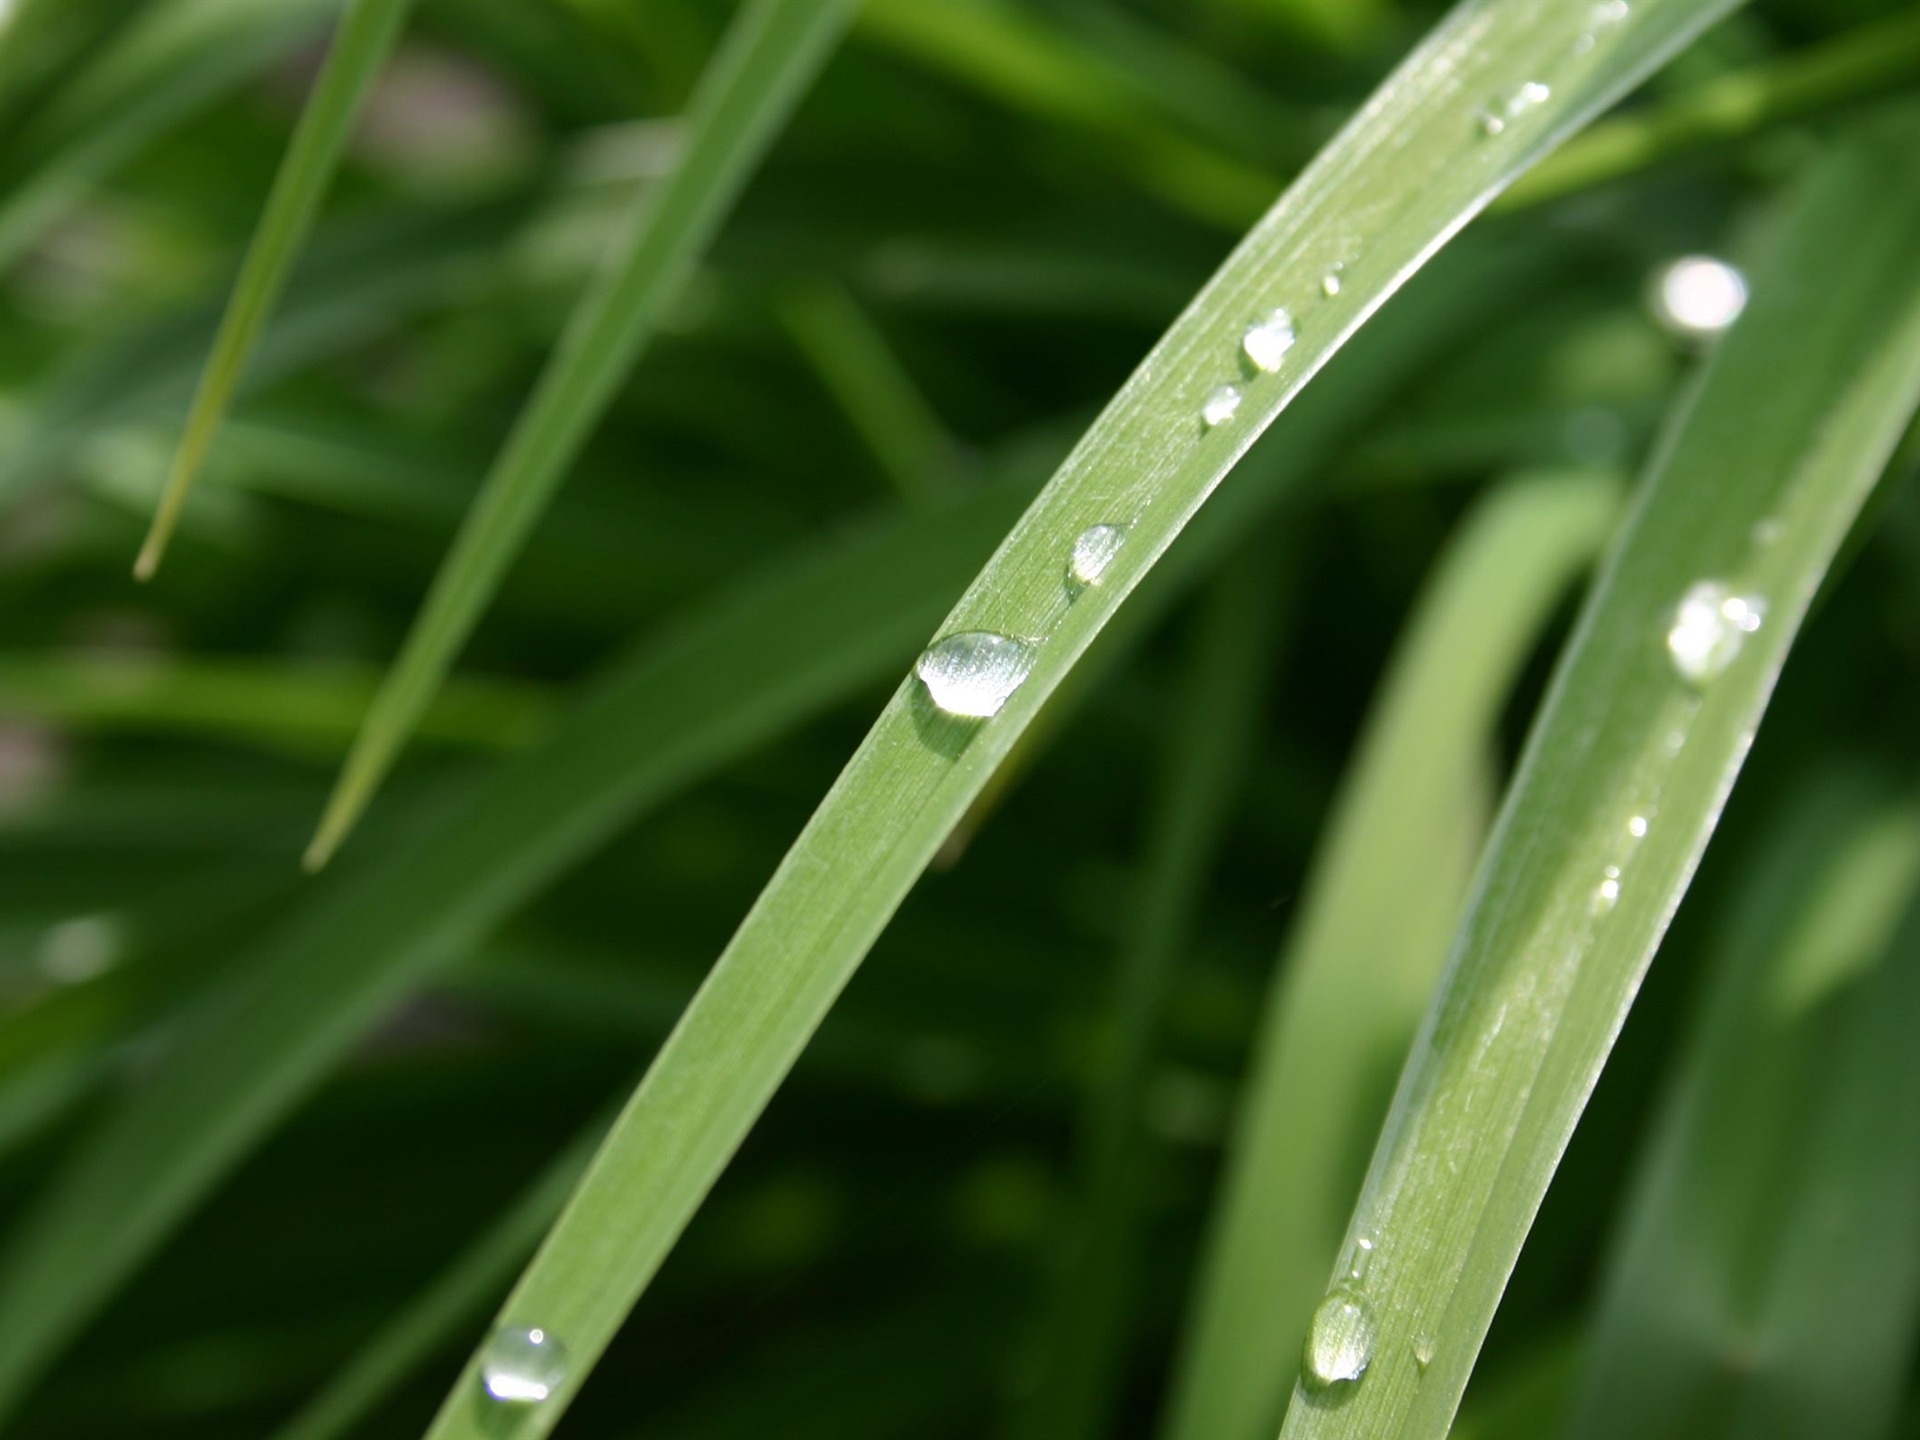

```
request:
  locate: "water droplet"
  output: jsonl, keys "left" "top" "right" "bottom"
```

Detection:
{"left": 1592, "top": 0, "right": 1631, "bottom": 24}
{"left": 1302, "top": 1287, "right": 1375, "bottom": 1391}
{"left": 1201, "top": 384, "right": 1243, "bottom": 428}
{"left": 916, "top": 631, "right": 1036, "bottom": 718}
{"left": 1413, "top": 1335, "right": 1436, "bottom": 1373}
{"left": 1321, "top": 264, "right": 1345, "bottom": 298}
{"left": 1592, "top": 866, "right": 1622, "bottom": 914}
{"left": 1476, "top": 109, "right": 1506, "bottom": 137}
{"left": 1241, "top": 308, "right": 1296, "bottom": 375}
{"left": 1666, "top": 581, "right": 1766, "bottom": 686}
{"left": 1652, "top": 256, "right": 1748, "bottom": 342}
{"left": 1482, "top": 81, "right": 1550, "bottom": 134}
{"left": 1628, "top": 814, "right": 1649, "bottom": 839}
{"left": 482, "top": 1326, "right": 570, "bottom": 1404}
{"left": 1345, "top": 1235, "right": 1375, "bottom": 1282}
{"left": 1067, "top": 524, "right": 1128, "bottom": 588}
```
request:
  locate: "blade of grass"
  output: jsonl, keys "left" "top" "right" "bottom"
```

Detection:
{"left": 305, "top": 0, "right": 859, "bottom": 869}
{"left": 1565, "top": 775, "right": 1920, "bottom": 1440}
{"left": 134, "top": 0, "right": 416, "bottom": 579}
{"left": 1273, "top": 105, "right": 1920, "bottom": 1440}
{"left": 1505, "top": 5, "right": 1920, "bottom": 210}
{"left": 0, "top": 226, "right": 1573, "bottom": 1426}
{"left": 272, "top": 1117, "right": 607, "bottom": 1440}
{"left": 1164, "top": 468, "right": 1621, "bottom": 1440}
{"left": 409, "top": 6, "right": 1747, "bottom": 1435}
{"left": 1011, "top": 546, "right": 1287, "bottom": 1440}
{"left": 0, "top": 654, "right": 553, "bottom": 754}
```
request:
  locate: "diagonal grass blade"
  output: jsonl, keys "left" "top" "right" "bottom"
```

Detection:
{"left": 1274, "top": 104, "right": 1920, "bottom": 1440}
{"left": 304, "top": 0, "right": 859, "bottom": 869}
{"left": 410, "top": 4, "right": 1746, "bottom": 1434}
{"left": 134, "top": 0, "right": 417, "bottom": 579}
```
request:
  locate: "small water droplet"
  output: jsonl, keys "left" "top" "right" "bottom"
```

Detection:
{"left": 1413, "top": 1335, "right": 1436, "bottom": 1373}
{"left": 1476, "top": 108, "right": 1506, "bottom": 137}
{"left": 1320, "top": 264, "right": 1344, "bottom": 298}
{"left": 1666, "top": 581, "right": 1766, "bottom": 686}
{"left": 1067, "top": 524, "right": 1128, "bottom": 588}
{"left": 1628, "top": 814, "right": 1649, "bottom": 839}
{"left": 916, "top": 631, "right": 1037, "bottom": 718}
{"left": 482, "top": 1326, "right": 570, "bottom": 1404}
{"left": 1302, "top": 1288, "right": 1375, "bottom": 1391}
{"left": 1346, "top": 1235, "right": 1375, "bottom": 1282}
{"left": 1482, "top": 81, "right": 1550, "bottom": 134}
{"left": 1652, "top": 256, "right": 1748, "bottom": 342}
{"left": 1592, "top": 866, "right": 1622, "bottom": 914}
{"left": 1201, "top": 384, "right": 1243, "bottom": 428}
{"left": 1592, "top": 0, "right": 1631, "bottom": 25}
{"left": 1241, "top": 309, "right": 1296, "bottom": 374}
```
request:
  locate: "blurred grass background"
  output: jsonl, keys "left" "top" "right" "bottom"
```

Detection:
{"left": 0, "top": 0, "right": 1917, "bottom": 1435}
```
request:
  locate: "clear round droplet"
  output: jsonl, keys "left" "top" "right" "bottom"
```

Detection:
{"left": 1592, "top": 866, "right": 1622, "bottom": 915}
{"left": 1302, "top": 1287, "right": 1376, "bottom": 1391}
{"left": 1201, "top": 384, "right": 1243, "bottom": 429}
{"left": 481, "top": 1326, "right": 570, "bottom": 1404}
{"left": 1320, "top": 264, "right": 1344, "bottom": 298}
{"left": 1476, "top": 109, "right": 1506, "bottom": 137}
{"left": 1068, "top": 524, "right": 1128, "bottom": 588}
{"left": 916, "top": 631, "right": 1036, "bottom": 718}
{"left": 1652, "top": 256, "right": 1748, "bottom": 342}
{"left": 1627, "top": 814, "right": 1649, "bottom": 839}
{"left": 1241, "top": 308, "right": 1296, "bottom": 373}
{"left": 1666, "top": 581, "right": 1766, "bottom": 686}
{"left": 1592, "top": 0, "right": 1631, "bottom": 25}
{"left": 1345, "top": 1235, "right": 1375, "bottom": 1283}
{"left": 1413, "top": 1335, "right": 1436, "bottom": 1374}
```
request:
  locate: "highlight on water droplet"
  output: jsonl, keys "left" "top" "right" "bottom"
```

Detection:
{"left": 1652, "top": 256, "right": 1748, "bottom": 343}
{"left": 916, "top": 631, "right": 1037, "bottom": 719}
{"left": 481, "top": 1325, "right": 570, "bottom": 1404}
{"left": 1666, "top": 581, "right": 1766, "bottom": 686}
{"left": 1320, "top": 264, "right": 1344, "bottom": 298}
{"left": 1067, "top": 524, "right": 1128, "bottom": 588}
{"left": 1302, "top": 1287, "right": 1376, "bottom": 1391}
{"left": 1481, "top": 80, "right": 1550, "bottom": 135}
{"left": 1201, "top": 384, "right": 1243, "bottom": 428}
{"left": 1592, "top": 865, "right": 1622, "bottom": 915}
{"left": 1345, "top": 1235, "right": 1375, "bottom": 1283}
{"left": 1241, "top": 308, "right": 1296, "bottom": 374}
{"left": 1413, "top": 1335, "right": 1436, "bottom": 1374}
{"left": 1628, "top": 814, "right": 1649, "bottom": 839}
{"left": 1476, "top": 108, "right": 1506, "bottom": 137}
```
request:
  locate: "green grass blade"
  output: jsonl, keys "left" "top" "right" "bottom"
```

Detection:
{"left": 1273, "top": 107, "right": 1920, "bottom": 1440}
{"left": 305, "top": 0, "right": 858, "bottom": 870}
{"left": 273, "top": 1120, "right": 605, "bottom": 1440}
{"left": 1012, "top": 548, "right": 1287, "bottom": 1440}
{"left": 0, "top": 654, "right": 553, "bottom": 754}
{"left": 1566, "top": 776, "right": 1920, "bottom": 1440}
{"left": 408, "top": 5, "right": 1744, "bottom": 1434}
{"left": 1165, "top": 469, "right": 1621, "bottom": 1440}
{"left": 134, "top": 0, "right": 415, "bottom": 580}
{"left": 0, "top": 219, "right": 1539, "bottom": 1429}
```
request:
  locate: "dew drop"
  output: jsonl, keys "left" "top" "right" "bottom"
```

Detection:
{"left": 1628, "top": 814, "right": 1649, "bottom": 839}
{"left": 1302, "top": 1288, "right": 1376, "bottom": 1391}
{"left": 1652, "top": 256, "right": 1748, "bottom": 342}
{"left": 1068, "top": 524, "right": 1128, "bottom": 588}
{"left": 1482, "top": 81, "right": 1550, "bottom": 134}
{"left": 1320, "top": 264, "right": 1345, "bottom": 298}
{"left": 916, "top": 631, "right": 1037, "bottom": 718}
{"left": 1413, "top": 1335, "right": 1436, "bottom": 1374}
{"left": 1476, "top": 109, "right": 1506, "bottom": 137}
{"left": 1346, "top": 1235, "right": 1375, "bottom": 1282}
{"left": 1201, "top": 384, "right": 1243, "bottom": 428}
{"left": 1592, "top": 0, "right": 1631, "bottom": 24}
{"left": 1592, "top": 866, "right": 1622, "bottom": 915}
{"left": 481, "top": 1326, "right": 570, "bottom": 1405}
{"left": 1666, "top": 581, "right": 1766, "bottom": 686}
{"left": 1241, "top": 309, "right": 1296, "bottom": 374}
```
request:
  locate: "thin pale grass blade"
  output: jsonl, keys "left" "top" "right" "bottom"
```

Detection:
{"left": 1012, "top": 548, "right": 1288, "bottom": 1440}
{"left": 305, "top": 0, "right": 858, "bottom": 870}
{"left": 414, "top": 6, "right": 1745, "bottom": 1435}
{"left": 1165, "top": 469, "right": 1621, "bottom": 1440}
{"left": 0, "top": 220, "right": 1548, "bottom": 1427}
{"left": 1274, "top": 106, "right": 1920, "bottom": 1440}
{"left": 1566, "top": 775, "right": 1920, "bottom": 1440}
{"left": 135, "top": 0, "right": 415, "bottom": 579}
{"left": 273, "top": 1119, "right": 605, "bottom": 1440}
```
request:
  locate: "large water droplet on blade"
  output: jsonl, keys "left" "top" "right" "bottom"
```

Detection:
{"left": 916, "top": 631, "right": 1036, "bottom": 718}
{"left": 1666, "top": 581, "right": 1765, "bottom": 686}
{"left": 1201, "top": 384, "right": 1243, "bottom": 429}
{"left": 481, "top": 1326, "right": 570, "bottom": 1404}
{"left": 1241, "top": 308, "right": 1296, "bottom": 373}
{"left": 1302, "top": 1287, "right": 1376, "bottom": 1391}
{"left": 1067, "top": 524, "right": 1128, "bottom": 588}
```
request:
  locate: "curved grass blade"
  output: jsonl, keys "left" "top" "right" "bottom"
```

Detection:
{"left": 1164, "top": 469, "right": 1621, "bottom": 1440}
{"left": 1012, "top": 548, "right": 1287, "bottom": 1440}
{"left": 304, "top": 0, "right": 859, "bottom": 870}
{"left": 411, "top": 6, "right": 1746, "bottom": 1435}
{"left": 0, "top": 219, "right": 1545, "bottom": 1430}
{"left": 1566, "top": 775, "right": 1920, "bottom": 1440}
{"left": 1274, "top": 106, "right": 1920, "bottom": 1440}
{"left": 134, "top": 0, "right": 416, "bottom": 580}
{"left": 274, "top": 1119, "right": 606, "bottom": 1440}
